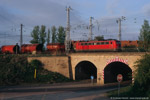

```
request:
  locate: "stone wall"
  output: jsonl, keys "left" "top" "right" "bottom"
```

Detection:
{"left": 27, "top": 52, "right": 145, "bottom": 84}
{"left": 70, "top": 52, "right": 145, "bottom": 84}
{"left": 28, "top": 56, "right": 70, "bottom": 78}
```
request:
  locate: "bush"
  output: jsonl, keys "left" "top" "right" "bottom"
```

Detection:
{"left": 132, "top": 54, "right": 150, "bottom": 97}
{"left": 28, "top": 59, "right": 72, "bottom": 83}
{"left": 0, "top": 55, "right": 72, "bottom": 85}
{"left": 0, "top": 55, "right": 28, "bottom": 85}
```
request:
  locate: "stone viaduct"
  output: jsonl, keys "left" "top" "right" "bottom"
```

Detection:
{"left": 28, "top": 52, "right": 145, "bottom": 85}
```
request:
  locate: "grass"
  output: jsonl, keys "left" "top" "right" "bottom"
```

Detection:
{"left": 107, "top": 85, "right": 132, "bottom": 97}
{"left": 107, "top": 85, "right": 150, "bottom": 100}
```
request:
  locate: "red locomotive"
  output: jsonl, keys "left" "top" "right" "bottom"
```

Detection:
{"left": 75, "top": 40, "right": 121, "bottom": 51}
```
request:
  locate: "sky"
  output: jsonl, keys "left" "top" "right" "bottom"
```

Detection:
{"left": 0, "top": 0, "right": 150, "bottom": 46}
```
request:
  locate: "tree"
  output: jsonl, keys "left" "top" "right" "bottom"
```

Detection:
{"left": 30, "top": 26, "right": 40, "bottom": 44}
{"left": 39, "top": 25, "right": 46, "bottom": 45}
{"left": 30, "top": 25, "right": 47, "bottom": 45}
{"left": 57, "top": 26, "right": 65, "bottom": 43}
{"left": 139, "top": 20, "right": 150, "bottom": 51}
{"left": 132, "top": 54, "right": 150, "bottom": 97}
{"left": 47, "top": 28, "right": 51, "bottom": 44}
{"left": 94, "top": 35, "right": 104, "bottom": 41}
{"left": 51, "top": 26, "right": 57, "bottom": 43}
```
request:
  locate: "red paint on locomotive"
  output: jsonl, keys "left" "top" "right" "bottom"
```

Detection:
{"left": 1, "top": 45, "right": 20, "bottom": 54}
{"left": 75, "top": 40, "right": 121, "bottom": 51}
{"left": 21, "top": 44, "right": 43, "bottom": 53}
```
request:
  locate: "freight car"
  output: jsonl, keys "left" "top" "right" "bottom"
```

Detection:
{"left": 75, "top": 40, "right": 121, "bottom": 52}
{"left": 121, "top": 40, "right": 138, "bottom": 48}
{"left": 120, "top": 40, "right": 139, "bottom": 51}
{"left": 1, "top": 44, "right": 43, "bottom": 54}
{"left": 1, "top": 44, "right": 20, "bottom": 54}
{"left": 21, "top": 44, "right": 43, "bottom": 54}
{"left": 46, "top": 43, "right": 65, "bottom": 54}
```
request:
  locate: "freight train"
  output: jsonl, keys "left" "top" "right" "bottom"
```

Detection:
{"left": 0, "top": 44, "right": 43, "bottom": 54}
{"left": 0, "top": 40, "right": 138, "bottom": 54}
{"left": 0, "top": 43, "right": 65, "bottom": 54}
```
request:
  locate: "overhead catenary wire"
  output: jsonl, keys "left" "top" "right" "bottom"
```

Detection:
{"left": 0, "top": 12, "right": 150, "bottom": 46}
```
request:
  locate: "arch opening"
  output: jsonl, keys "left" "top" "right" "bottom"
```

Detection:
{"left": 104, "top": 62, "right": 132, "bottom": 84}
{"left": 75, "top": 61, "right": 97, "bottom": 80}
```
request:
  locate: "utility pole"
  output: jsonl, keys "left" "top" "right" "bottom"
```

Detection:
{"left": 20, "top": 24, "right": 23, "bottom": 47}
{"left": 65, "top": 6, "right": 72, "bottom": 54}
{"left": 89, "top": 17, "right": 94, "bottom": 41}
{"left": 116, "top": 16, "right": 125, "bottom": 41}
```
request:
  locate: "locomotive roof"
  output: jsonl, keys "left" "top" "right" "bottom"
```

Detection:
{"left": 76, "top": 40, "right": 120, "bottom": 43}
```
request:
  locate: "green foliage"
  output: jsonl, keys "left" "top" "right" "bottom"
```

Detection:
{"left": 29, "top": 59, "right": 42, "bottom": 69}
{"left": 0, "top": 55, "right": 28, "bottom": 85}
{"left": 108, "top": 86, "right": 132, "bottom": 97}
{"left": 133, "top": 54, "right": 150, "bottom": 95}
{"left": 30, "top": 26, "right": 40, "bottom": 44}
{"left": 39, "top": 25, "right": 46, "bottom": 45}
{"left": 139, "top": 20, "right": 150, "bottom": 51}
{"left": 94, "top": 35, "right": 104, "bottom": 41}
{"left": 57, "top": 26, "right": 65, "bottom": 43}
{"left": 47, "top": 28, "right": 51, "bottom": 44}
{"left": 31, "top": 25, "right": 66, "bottom": 44}
{"left": 0, "top": 55, "right": 72, "bottom": 85}
{"left": 51, "top": 26, "right": 57, "bottom": 43}
{"left": 125, "top": 54, "right": 150, "bottom": 97}
{"left": 30, "top": 25, "right": 47, "bottom": 45}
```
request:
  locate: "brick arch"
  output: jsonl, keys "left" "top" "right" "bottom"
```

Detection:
{"left": 103, "top": 56, "right": 134, "bottom": 71}
{"left": 103, "top": 61, "right": 132, "bottom": 84}
{"left": 106, "top": 57, "right": 128, "bottom": 65}
{"left": 74, "top": 60, "right": 98, "bottom": 69}
{"left": 74, "top": 60, "right": 97, "bottom": 80}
